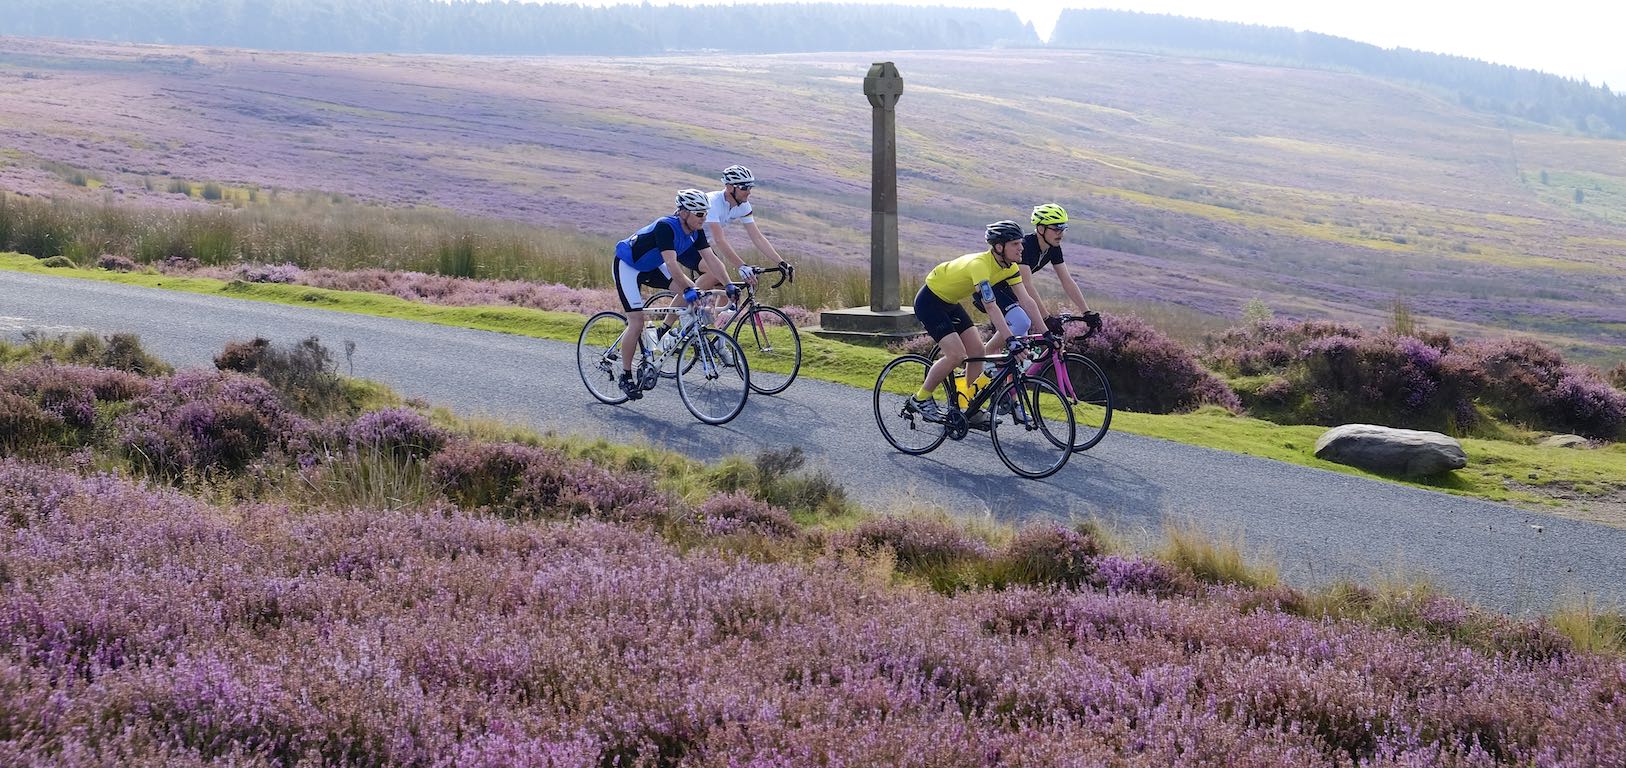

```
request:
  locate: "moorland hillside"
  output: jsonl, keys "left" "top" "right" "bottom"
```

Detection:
{"left": 1, "top": 37, "right": 1623, "bottom": 364}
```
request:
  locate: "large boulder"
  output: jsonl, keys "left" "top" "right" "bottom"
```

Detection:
{"left": 1313, "top": 424, "right": 1467, "bottom": 477}
{"left": 1538, "top": 434, "right": 1591, "bottom": 449}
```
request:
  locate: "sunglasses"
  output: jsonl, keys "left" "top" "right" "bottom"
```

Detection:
{"left": 687, "top": 209, "right": 708, "bottom": 217}
{"left": 1044, "top": 223, "right": 1068, "bottom": 231}
{"left": 733, "top": 183, "right": 754, "bottom": 191}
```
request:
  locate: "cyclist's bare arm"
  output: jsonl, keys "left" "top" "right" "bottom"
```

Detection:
{"left": 743, "top": 221, "right": 784, "bottom": 265}
{"left": 1050, "top": 262, "right": 1091, "bottom": 313}
{"left": 662, "top": 249, "right": 695, "bottom": 299}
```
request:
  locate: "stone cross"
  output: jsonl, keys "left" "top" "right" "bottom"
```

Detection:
{"left": 863, "top": 62, "right": 904, "bottom": 312}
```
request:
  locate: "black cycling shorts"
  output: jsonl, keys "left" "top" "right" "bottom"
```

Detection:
{"left": 913, "top": 285, "right": 974, "bottom": 342}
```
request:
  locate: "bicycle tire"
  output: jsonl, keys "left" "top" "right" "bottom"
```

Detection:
{"left": 676, "top": 328, "right": 750, "bottom": 425}
{"left": 989, "top": 375, "right": 1075, "bottom": 479}
{"left": 577, "top": 311, "right": 632, "bottom": 405}
{"left": 1058, "top": 353, "right": 1113, "bottom": 451}
{"left": 873, "top": 354, "right": 948, "bottom": 455}
{"left": 732, "top": 305, "right": 801, "bottom": 395}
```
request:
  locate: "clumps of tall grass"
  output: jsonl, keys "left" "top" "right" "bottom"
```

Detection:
{"left": 707, "top": 446, "right": 848, "bottom": 522}
{"left": 213, "top": 335, "right": 353, "bottom": 418}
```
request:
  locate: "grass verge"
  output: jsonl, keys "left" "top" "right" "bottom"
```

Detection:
{"left": 5, "top": 251, "right": 1622, "bottom": 519}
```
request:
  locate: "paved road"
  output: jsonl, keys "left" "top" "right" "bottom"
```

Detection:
{"left": 4, "top": 269, "right": 1621, "bottom": 614}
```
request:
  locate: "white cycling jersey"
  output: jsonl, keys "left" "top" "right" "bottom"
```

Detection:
{"left": 704, "top": 190, "right": 754, "bottom": 229}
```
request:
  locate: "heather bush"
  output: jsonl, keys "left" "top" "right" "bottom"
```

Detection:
{"left": 3, "top": 462, "right": 1623, "bottom": 765}
{"left": 1070, "top": 313, "right": 1240, "bottom": 413}
{"left": 752, "top": 445, "right": 845, "bottom": 518}
{"left": 840, "top": 512, "right": 995, "bottom": 591}
{"left": 1611, "top": 363, "right": 1626, "bottom": 391}
{"left": 212, "top": 336, "right": 350, "bottom": 418}
{"left": 0, "top": 392, "right": 61, "bottom": 456}
{"left": 428, "top": 439, "right": 546, "bottom": 510}
{"left": 1208, "top": 320, "right": 1482, "bottom": 432}
{"left": 1467, "top": 337, "right": 1626, "bottom": 439}
{"left": 97, "top": 332, "right": 170, "bottom": 375}
{"left": 992, "top": 522, "right": 1100, "bottom": 588}
{"left": 96, "top": 253, "right": 137, "bottom": 272}
{"left": 706, "top": 446, "right": 848, "bottom": 521}
{"left": 37, "top": 254, "right": 75, "bottom": 268}
{"left": 1090, "top": 554, "right": 1187, "bottom": 597}
{"left": 693, "top": 491, "right": 798, "bottom": 538}
{"left": 239, "top": 262, "right": 303, "bottom": 283}
{"left": 344, "top": 407, "right": 447, "bottom": 461}
{"left": 429, "top": 439, "right": 667, "bottom": 524}
{"left": 115, "top": 370, "right": 308, "bottom": 478}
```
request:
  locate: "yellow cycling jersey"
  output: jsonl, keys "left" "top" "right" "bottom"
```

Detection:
{"left": 923, "top": 249, "right": 1022, "bottom": 303}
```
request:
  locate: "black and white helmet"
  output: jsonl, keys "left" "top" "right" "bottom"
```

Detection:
{"left": 675, "top": 188, "right": 710, "bottom": 213}
{"left": 720, "top": 165, "right": 756, "bottom": 186}
{"left": 985, "top": 220, "right": 1024, "bottom": 245}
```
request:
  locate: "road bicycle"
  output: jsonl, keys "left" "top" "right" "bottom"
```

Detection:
{"left": 643, "top": 261, "right": 802, "bottom": 395}
{"left": 924, "top": 314, "right": 1113, "bottom": 451}
{"left": 576, "top": 288, "right": 751, "bottom": 425}
{"left": 873, "top": 329, "right": 1078, "bottom": 479}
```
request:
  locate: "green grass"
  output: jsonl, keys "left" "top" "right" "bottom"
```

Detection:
{"left": 5, "top": 250, "right": 1622, "bottom": 519}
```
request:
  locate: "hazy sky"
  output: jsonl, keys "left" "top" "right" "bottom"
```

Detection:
{"left": 564, "top": 0, "right": 1626, "bottom": 89}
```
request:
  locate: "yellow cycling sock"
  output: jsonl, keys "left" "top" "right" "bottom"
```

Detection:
{"left": 913, "top": 387, "right": 932, "bottom": 401}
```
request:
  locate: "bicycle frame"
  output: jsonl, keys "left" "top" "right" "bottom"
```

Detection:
{"left": 621, "top": 290, "right": 733, "bottom": 377}
{"left": 945, "top": 338, "right": 1062, "bottom": 424}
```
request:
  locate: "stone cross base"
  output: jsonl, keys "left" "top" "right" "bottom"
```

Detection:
{"left": 812, "top": 306, "right": 922, "bottom": 346}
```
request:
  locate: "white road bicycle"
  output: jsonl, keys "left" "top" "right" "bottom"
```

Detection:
{"left": 576, "top": 289, "right": 751, "bottom": 425}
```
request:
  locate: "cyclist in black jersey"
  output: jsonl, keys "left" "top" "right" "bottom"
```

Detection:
{"left": 973, "top": 204, "right": 1101, "bottom": 351}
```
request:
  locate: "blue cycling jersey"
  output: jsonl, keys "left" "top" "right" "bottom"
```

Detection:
{"left": 616, "top": 216, "right": 711, "bottom": 273}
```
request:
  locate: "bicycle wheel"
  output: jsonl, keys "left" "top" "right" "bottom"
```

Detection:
{"left": 990, "top": 375, "right": 1075, "bottom": 479}
{"left": 732, "top": 305, "right": 801, "bottom": 395}
{"left": 676, "top": 328, "right": 750, "bottom": 425}
{"left": 578, "top": 311, "right": 632, "bottom": 405}
{"left": 872, "top": 354, "right": 948, "bottom": 455}
{"left": 1059, "top": 353, "right": 1113, "bottom": 451}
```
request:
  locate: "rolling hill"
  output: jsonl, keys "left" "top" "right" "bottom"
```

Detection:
{"left": 2, "top": 36, "right": 1623, "bottom": 364}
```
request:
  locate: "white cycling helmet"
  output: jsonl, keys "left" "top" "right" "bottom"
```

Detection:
{"left": 721, "top": 165, "right": 756, "bottom": 186}
{"left": 675, "top": 188, "right": 710, "bottom": 213}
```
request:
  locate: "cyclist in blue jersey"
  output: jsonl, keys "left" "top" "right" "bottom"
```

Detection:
{"left": 612, "top": 188, "right": 730, "bottom": 399}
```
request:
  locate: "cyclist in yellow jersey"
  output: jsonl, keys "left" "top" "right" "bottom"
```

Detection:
{"left": 907, "top": 221, "right": 1046, "bottom": 425}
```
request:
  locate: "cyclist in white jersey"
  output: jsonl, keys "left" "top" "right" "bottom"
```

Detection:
{"left": 701, "top": 165, "right": 788, "bottom": 290}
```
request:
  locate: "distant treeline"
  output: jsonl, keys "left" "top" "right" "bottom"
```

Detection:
{"left": 4, "top": 2, "right": 1623, "bottom": 137}
{"left": 0, "top": 0, "right": 1035, "bottom": 55}
{"left": 1051, "top": 10, "right": 1626, "bottom": 139}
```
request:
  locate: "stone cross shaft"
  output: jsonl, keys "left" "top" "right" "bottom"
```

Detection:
{"left": 863, "top": 62, "right": 904, "bottom": 312}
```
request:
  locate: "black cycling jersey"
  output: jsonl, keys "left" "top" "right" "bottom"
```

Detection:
{"left": 1018, "top": 232, "right": 1064, "bottom": 273}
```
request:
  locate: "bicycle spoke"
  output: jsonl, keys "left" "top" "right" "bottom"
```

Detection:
{"left": 577, "top": 311, "right": 632, "bottom": 405}
{"left": 733, "top": 306, "right": 802, "bottom": 395}
{"left": 676, "top": 329, "right": 750, "bottom": 424}
{"left": 873, "top": 354, "right": 947, "bottom": 455}
{"left": 990, "top": 376, "right": 1074, "bottom": 479}
{"left": 1060, "top": 353, "right": 1114, "bottom": 451}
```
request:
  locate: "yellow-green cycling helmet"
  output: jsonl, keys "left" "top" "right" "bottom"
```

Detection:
{"left": 1031, "top": 203, "right": 1069, "bottom": 227}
